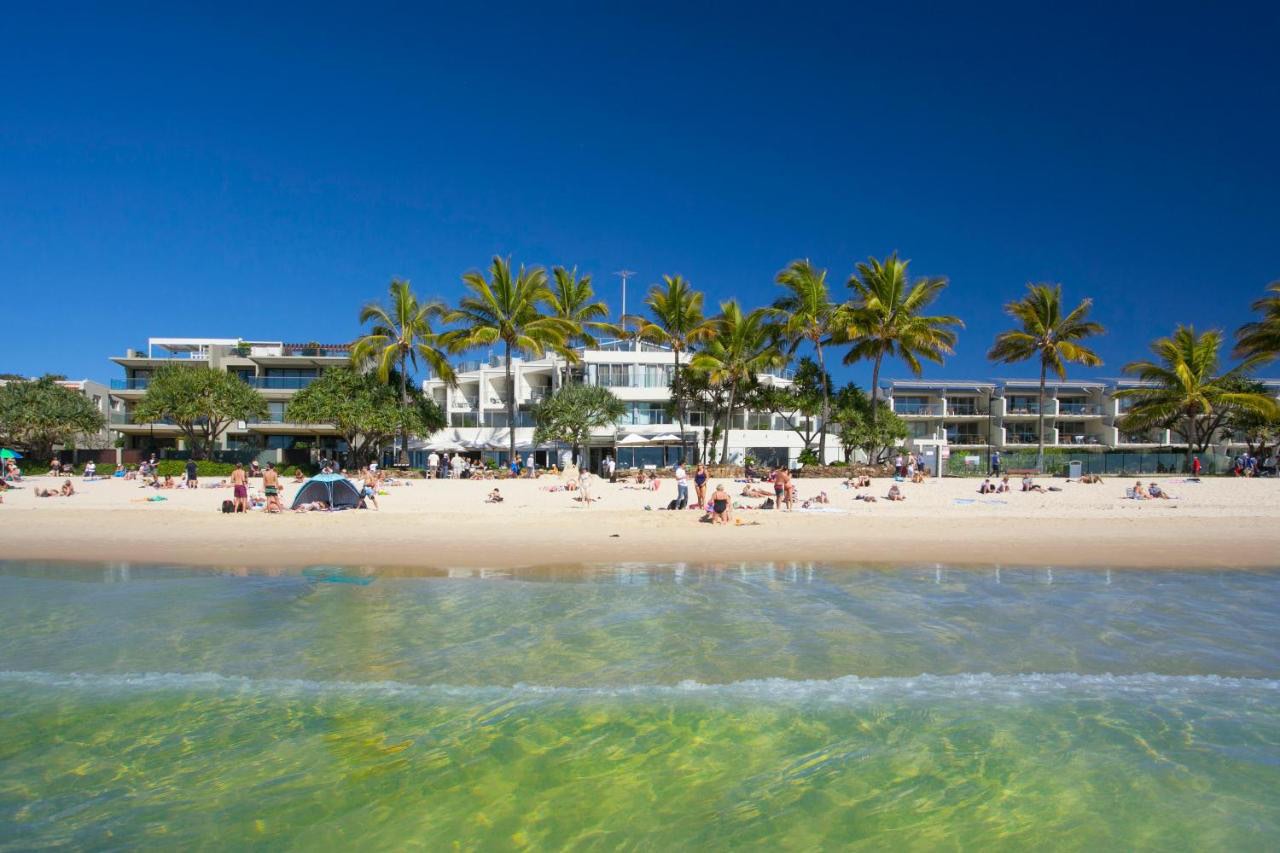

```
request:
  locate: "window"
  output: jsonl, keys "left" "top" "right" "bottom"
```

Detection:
{"left": 641, "top": 364, "right": 672, "bottom": 388}
{"left": 267, "top": 401, "right": 287, "bottom": 422}
{"left": 747, "top": 447, "right": 789, "bottom": 468}
{"left": 1008, "top": 424, "right": 1040, "bottom": 443}
{"left": 895, "top": 395, "right": 934, "bottom": 414}
{"left": 1007, "top": 395, "right": 1040, "bottom": 414}
{"left": 946, "top": 397, "right": 978, "bottom": 415}
{"left": 1057, "top": 421, "right": 1086, "bottom": 436}
{"left": 907, "top": 422, "right": 932, "bottom": 438}
{"left": 450, "top": 412, "right": 478, "bottom": 427}
{"left": 590, "top": 364, "right": 630, "bottom": 388}
{"left": 945, "top": 423, "right": 982, "bottom": 444}
{"left": 627, "top": 402, "right": 669, "bottom": 425}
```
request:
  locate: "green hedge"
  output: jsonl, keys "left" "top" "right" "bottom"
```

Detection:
{"left": 153, "top": 460, "right": 314, "bottom": 478}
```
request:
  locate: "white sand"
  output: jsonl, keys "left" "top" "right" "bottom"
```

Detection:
{"left": 1, "top": 472, "right": 1277, "bottom": 570}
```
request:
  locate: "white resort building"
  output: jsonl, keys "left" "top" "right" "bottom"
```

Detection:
{"left": 421, "top": 340, "right": 841, "bottom": 471}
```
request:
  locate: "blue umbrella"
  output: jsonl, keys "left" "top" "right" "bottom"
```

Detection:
{"left": 0, "top": 449, "right": 22, "bottom": 460}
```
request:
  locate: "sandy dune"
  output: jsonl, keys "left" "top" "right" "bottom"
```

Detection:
{"left": 1, "top": 472, "right": 1276, "bottom": 571}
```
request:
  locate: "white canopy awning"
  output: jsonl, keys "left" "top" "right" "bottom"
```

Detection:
{"left": 617, "top": 433, "right": 651, "bottom": 446}
{"left": 649, "top": 433, "right": 682, "bottom": 443}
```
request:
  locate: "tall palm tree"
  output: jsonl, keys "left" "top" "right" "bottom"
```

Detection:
{"left": 1116, "top": 326, "right": 1280, "bottom": 469}
{"left": 627, "top": 275, "right": 716, "bottom": 461}
{"left": 691, "top": 300, "right": 783, "bottom": 462}
{"left": 442, "top": 257, "right": 575, "bottom": 464}
{"left": 835, "top": 253, "right": 962, "bottom": 429}
{"left": 1234, "top": 281, "right": 1280, "bottom": 367}
{"left": 546, "top": 266, "right": 620, "bottom": 385}
{"left": 352, "top": 279, "right": 455, "bottom": 466}
{"left": 771, "top": 259, "right": 837, "bottom": 460}
{"left": 987, "top": 284, "right": 1105, "bottom": 472}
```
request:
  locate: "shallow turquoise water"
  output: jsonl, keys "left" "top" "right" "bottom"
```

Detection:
{"left": 1, "top": 562, "right": 1278, "bottom": 849}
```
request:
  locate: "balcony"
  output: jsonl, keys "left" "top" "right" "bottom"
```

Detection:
{"left": 946, "top": 434, "right": 986, "bottom": 445}
{"left": 1057, "top": 403, "right": 1103, "bottom": 416}
{"left": 110, "top": 412, "right": 179, "bottom": 426}
{"left": 944, "top": 402, "right": 985, "bottom": 416}
{"left": 894, "top": 403, "right": 944, "bottom": 416}
{"left": 528, "top": 387, "right": 553, "bottom": 402}
{"left": 244, "top": 376, "right": 317, "bottom": 390}
{"left": 110, "top": 378, "right": 151, "bottom": 390}
{"left": 278, "top": 346, "right": 349, "bottom": 359}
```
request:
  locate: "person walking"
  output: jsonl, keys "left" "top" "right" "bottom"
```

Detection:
{"left": 427, "top": 451, "right": 439, "bottom": 479}
{"left": 990, "top": 450, "right": 1002, "bottom": 477}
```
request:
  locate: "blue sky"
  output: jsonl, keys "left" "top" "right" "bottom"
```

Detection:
{"left": 2, "top": 2, "right": 1277, "bottom": 386}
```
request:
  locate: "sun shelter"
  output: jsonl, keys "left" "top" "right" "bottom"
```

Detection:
{"left": 290, "top": 473, "right": 363, "bottom": 510}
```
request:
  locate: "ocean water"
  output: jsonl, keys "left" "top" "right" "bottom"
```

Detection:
{"left": 1, "top": 562, "right": 1278, "bottom": 849}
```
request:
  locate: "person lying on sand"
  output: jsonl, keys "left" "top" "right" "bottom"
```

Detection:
{"left": 741, "top": 485, "right": 773, "bottom": 498}
{"left": 840, "top": 475, "right": 871, "bottom": 489}
{"left": 855, "top": 493, "right": 878, "bottom": 503}
{"left": 294, "top": 500, "right": 329, "bottom": 512}
{"left": 486, "top": 488, "right": 503, "bottom": 503}
{"left": 1080, "top": 473, "right": 1103, "bottom": 484}
{"left": 807, "top": 491, "right": 830, "bottom": 505}
{"left": 1148, "top": 482, "right": 1174, "bottom": 500}
{"left": 885, "top": 485, "right": 906, "bottom": 501}
{"left": 36, "top": 481, "right": 76, "bottom": 498}
{"left": 1021, "top": 476, "right": 1046, "bottom": 493}
{"left": 911, "top": 471, "right": 926, "bottom": 483}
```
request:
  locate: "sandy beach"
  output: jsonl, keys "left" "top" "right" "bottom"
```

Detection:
{"left": 2, "top": 471, "right": 1277, "bottom": 571}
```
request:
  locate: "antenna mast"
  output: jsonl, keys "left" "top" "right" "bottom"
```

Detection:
{"left": 613, "top": 270, "right": 637, "bottom": 336}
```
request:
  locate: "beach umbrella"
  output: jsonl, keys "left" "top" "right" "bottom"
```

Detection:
{"left": 617, "top": 434, "right": 650, "bottom": 445}
{"left": 0, "top": 448, "right": 22, "bottom": 459}
{"left": 649, "top": 434, "right": 682, "bottom": 443}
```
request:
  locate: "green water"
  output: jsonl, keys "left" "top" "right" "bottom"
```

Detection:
{"left": 2, "top": 563, "right": 1278, "bottom": 849}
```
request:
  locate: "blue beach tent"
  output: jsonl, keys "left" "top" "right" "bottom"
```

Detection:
{"left": 290, "top": 473, "right": 363, "bottom": 510}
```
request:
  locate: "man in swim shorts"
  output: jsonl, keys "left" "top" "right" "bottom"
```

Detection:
{"left": 262, "top": 463, "right": 282, "bottom": 513}
{"left": 230, "top": 463, "right": 249, "bottom": 513}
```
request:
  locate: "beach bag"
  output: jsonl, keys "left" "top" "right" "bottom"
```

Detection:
{"left": 761, "top": 498, "right": 775, "bottom": 509}
{"left": 221, "top": 499, "right": 234, "bottom": 514}
{"left": 666, "top": 499, "right": 679, "bottom": 510}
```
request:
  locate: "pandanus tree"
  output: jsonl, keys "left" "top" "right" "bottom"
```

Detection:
{"left": 546, "top": 266, "right": 620, "bottom": 385}
{"left": 835, "top": 253, "right": 962, "bottom": 428}
{"left": 770, "top": 259, "right": 837, "bottom": 460}
{"left": 352, "top": 279, "right": 455, "bottom": 466}
{"left": 987, "top": 284, "right": 1105, "bottom": 472}
{"left": 1116, "top": 326, "right": 1280, "bottom": 469}
{"left": 442, "top": 257, "right": 575, "bottom": 464}
{"left": 1234, "top": 281, "right": 1280, "bottom": 368}
{"left": 691, "top": 300, "right": 784, "bottom": 462}
{"left": 627, "top": 275, "right": 716, "bottom": 461}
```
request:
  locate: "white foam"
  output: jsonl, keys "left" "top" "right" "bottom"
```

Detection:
{"left": 1, "top": 670, "right": 1276, "bottom": 704}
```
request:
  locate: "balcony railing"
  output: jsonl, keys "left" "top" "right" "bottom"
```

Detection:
{"left": 110, "top": 412, "right": 178, "bottom": 426}
{"left": 110, "top": 378, "right": 151, "bottom": 390}
{"left": 528, "top": 387, "right": 553, "bottom": 401}
{"left": 946, "top": 434, "right": 985, "bottom": 445}
{"left": 944, "top": 403, "right": 986, "bottom": 416}
{"left": 1057, "top": 403, "right": 1103, "bottom": 415}
{"left": 278, "top": 347, "right": 349, "bottom": 358}
{"left": 894, "top": 403, "right": 944, "bottom": 416}
{"left": 244, "top": 376, "right": 317, "bottom": 390}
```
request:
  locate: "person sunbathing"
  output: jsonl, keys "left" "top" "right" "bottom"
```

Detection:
{"left": 486, "top": 488, "right": 504, "bottom": 503}
{"left": 1148, "top": 482, "right": 1173, "bottom": 500}
{"left": 841, "top": 475, "right": 872, "bottom": 489}
{"left": 1021, "top": 476, "right": 1046, "bottom": 493}
{"left": 978, "top": 479, "right": 994, "bottom": 494}
{"left": 741, "top": 485, "right": 773, "bottom": 498}
{"left": 161, "top": 475, "right": 176, "bottom": 489}
{"left": 911, "top": 471, "right": 926, "bottom": 484}
{"left": 885, "top": 485, "right": 905, "bottom": 501}
{"left": 855, "top": 493, "right": 878, "bottom": 503}
{"left": 37, "top": 481, "right": 76, "bottom": 498}
{"left": 294, "top": 500, "right": 329, "bottom": 512}
{"left": 1129, "top": 481, "right": 1150, "bottom": 500}
{"left": 997, "top": 476, "right": 1011, "bottom": 493}
{"left": 1080, "top": 473, "right": 1103, "bottom": 484}
{"left": 293, "top": 470, "right": 306, "bottom": 483}
{"left": 809, "top": 491, "right": 830, "bottom": 504}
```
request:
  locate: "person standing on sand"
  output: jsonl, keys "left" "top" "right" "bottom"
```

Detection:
{"left": 230, "top": 463, "right": 249, "bottom": 513}
{"left": 427, "top": 451, "right": 439, "bottom": 478}
{"left": 776, "top": 468, "right": 794, "bottom": 511}
{"left": 262, "top": 463, "right": 283, "bottom": 513}
{"left": 674, "top": 461, "right": 689, "bottom": 509}
{"left": 694, "top": 463, "right": 708, "bottom": 509}
{"left": 1192, "top": 456, "right": 1202, "bottom": 477}
{"left": 579, "top": 471, "right": 593, "bottom": 506}
{"left": 990, "top": 450, "right": 1002, "bottom": 477}
{"left": 185, "top": 458, "right": 198, "bottom": 489}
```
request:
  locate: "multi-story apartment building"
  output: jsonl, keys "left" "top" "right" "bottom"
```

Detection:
{"left": 883, "top": 378, "right": 1280, "bottom": 455}
{"left": 109, "top": 337, "right": 350, "bottom": 462}
{"left": 421, "top": 339, "right": 840, "bottom": 470}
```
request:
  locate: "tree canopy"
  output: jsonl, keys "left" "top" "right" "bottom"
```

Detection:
{"left": 829, "top": 383, "right": 907, "bottom": 463}
{"left": 133, "top": 366, "right": 268, "bottom": 459}
{"left": 532, "top": 384, "right": 626, "bottom": 461}
{"left": 0, "top": 376, "right": 106, "bottom": 460}
{"left": 287, "top": 366, "right": 445, "bottom": 466}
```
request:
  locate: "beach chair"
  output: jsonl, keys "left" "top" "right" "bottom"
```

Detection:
{"left": 1124, "top": 487, "right": 1136, "bottom": 499}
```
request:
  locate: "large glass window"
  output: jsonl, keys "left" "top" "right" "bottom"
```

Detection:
{"left": 947, "top": 396, "right": 978, "bottom": 415}
{"left": 1007, "top": 396, "right": 1041, "bottom": 414}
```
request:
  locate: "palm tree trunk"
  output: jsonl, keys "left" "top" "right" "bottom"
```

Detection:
{"left": 869, "top": 353, "right": 883, "bottom": 430}
{"left": 505, "top": 340, "right": 516, "bottom": 467}
{"left": 816, "top": 338, "right": 830, "bottom": 462}
{"left": 1036, "top": 360, "right": 1047, "bottom": 474}
{"left": 399, "top": 352, "right": 409, "bottom": 466}
{"left": 722, "top": 385, "right": 736, "bottom": 463}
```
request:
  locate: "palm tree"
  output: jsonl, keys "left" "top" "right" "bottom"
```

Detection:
{"left": 352, "top": 279, "right": 455, "bottom": 466}
{"left": 987, "top": 284, "right": 1105, "bottom": 472}
{"left": 835, "top": 253, "right": 962, "bottom": 429}
{"left": 546, "top": 266, "right": 619, "bottom": 385}
{"left": 771, "top": 259, "right": 837, "bottom": 460}
{"left": 628, "top": 275, "right": 716, "bottom": 461}
{"left": 442, "top": 257, "right": 576, "bottom": 464}
{"left": 1116, "top": 326, "right": 1280, "bottom": 470}
{"left": 691, "top": 300, "right": 783, "bottom": 462}
{"left": 1234, "top": 281, "right": 1280, "bottom": 367}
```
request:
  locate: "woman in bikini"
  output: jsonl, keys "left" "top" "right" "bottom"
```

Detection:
{"left": 710, "top": 484, "right": 732, "bottom": 524}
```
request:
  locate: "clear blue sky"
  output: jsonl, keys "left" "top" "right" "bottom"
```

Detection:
{"left": 2, "top": 2, "right": 1277, "bottom": 386}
